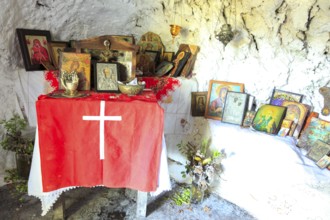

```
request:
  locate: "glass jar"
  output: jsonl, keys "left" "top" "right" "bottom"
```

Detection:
{"left": 190, "top": 182, "right": 204, "bottom": 204}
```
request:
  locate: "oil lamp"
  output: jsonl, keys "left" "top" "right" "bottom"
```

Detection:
{"left": 170, "top": 24, "right": 181, "bottom": 42}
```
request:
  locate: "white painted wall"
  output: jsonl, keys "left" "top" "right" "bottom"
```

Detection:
{"left": 0, "top": 0, "right": 329, "bottom": 185}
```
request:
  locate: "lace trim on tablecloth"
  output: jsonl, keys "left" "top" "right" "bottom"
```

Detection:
{"left": 29, "top": 186, "right": 76, "bottom": 216}
{"left": 32, "top": 184, "right": 172, "bottom": 216}
{"left": 30, "top": 133, "right": 171, "bottom": 216}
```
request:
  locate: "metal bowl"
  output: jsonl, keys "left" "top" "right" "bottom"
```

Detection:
{"left": 118, "top": 83, "right": 145, "bottom": 95}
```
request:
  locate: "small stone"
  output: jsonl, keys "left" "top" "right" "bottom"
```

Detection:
{"left": 203, "top": 206, "right": 211, "bottom": 213}
{"left": 120, "top": 199, "right": 130, "bottom": 206}
{"left": 125, "top": 189, "right": 137, "bottom": 201}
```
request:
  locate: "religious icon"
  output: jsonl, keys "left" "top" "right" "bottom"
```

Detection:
{"left": 251, "top": 104, "right": 287, "bottom": 135}
{"left": 191, "top": 92, "right": 207, "bottom": 117}
{"left": 205, "top": 80, "right": 244, "bottom": 121}
{"left": 94, "top": 63, "right": 119, "bottom": 92}
{"left": 16, "top": 28, "right": 52, "bottom": 71}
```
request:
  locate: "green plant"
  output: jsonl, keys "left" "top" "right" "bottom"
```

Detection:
{"left": 171, "top": 187, "right": 191, "bottom": 206}
{"left": 0, "top": 113, "right": 34, "bottom": 155}
{"left": 4, "top": 169, "right": 28, "bottom": 201}
{"left": 1, "top": 114, "right": 34, "bottom": 194}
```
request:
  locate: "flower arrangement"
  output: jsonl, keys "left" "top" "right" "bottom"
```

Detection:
{"left": 61, "top": 70, "right": 79, "bottom": 82}
{"left": 178, "top": 138, "right": 225, "bottom": 202}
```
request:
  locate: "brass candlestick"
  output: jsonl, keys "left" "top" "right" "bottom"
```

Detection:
{"left": 170, "top": 24, "right": 181, "bottom": 43}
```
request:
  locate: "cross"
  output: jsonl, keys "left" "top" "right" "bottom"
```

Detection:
{"left": 83, "top": 101, "right": 122, "bottom": 160}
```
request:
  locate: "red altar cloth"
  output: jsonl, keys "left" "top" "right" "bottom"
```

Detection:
{"left": 36, "top": 91, "right": 164, "bottom": 192}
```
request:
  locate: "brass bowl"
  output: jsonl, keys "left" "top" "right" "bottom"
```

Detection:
{"left": 118, "top": 83, "right": 145, "bottom": 95}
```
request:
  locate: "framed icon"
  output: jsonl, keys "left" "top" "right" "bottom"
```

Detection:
{"left": 16, "top": 28, "right": 52, "bottom": 71}
{"left": 205, "top": 80, "right": 244, "bottom": 121}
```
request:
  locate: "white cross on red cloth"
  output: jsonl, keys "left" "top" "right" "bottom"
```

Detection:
{"left": 83, "top": 101, "right": 122, "bottom": 159}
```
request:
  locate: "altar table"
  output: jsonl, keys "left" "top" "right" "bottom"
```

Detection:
{"left": 28, "top": 91, "right": 171, "bottom": 216}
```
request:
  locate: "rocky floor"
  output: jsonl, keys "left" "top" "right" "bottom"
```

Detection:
{"left": 0, "top": 180, "right": 256, "bottom": 220}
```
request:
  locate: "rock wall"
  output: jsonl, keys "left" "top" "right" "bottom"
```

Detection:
{"left": 0, "top": 0, "right": 329, "bottom": 185}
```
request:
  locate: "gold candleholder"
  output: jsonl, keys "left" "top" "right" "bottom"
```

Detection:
{"left": 170, "top": 24, "right": 181, "bottom": 43}
{"left": 60, "top": 71, "right": 79, "bottom": 97}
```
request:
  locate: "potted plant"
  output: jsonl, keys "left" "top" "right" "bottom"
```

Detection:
{"left": 178, "top": 138, "right": 226, "bottom": 203}
{"left": 0, "top": 113, "right": 34, "bottom": 180}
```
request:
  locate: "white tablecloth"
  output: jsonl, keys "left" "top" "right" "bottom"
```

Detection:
{"left": 209, "top": 121, "right": 330, "bottom": 220}
{"left": 28, "top": 130, "right": 171, "bottom": 216}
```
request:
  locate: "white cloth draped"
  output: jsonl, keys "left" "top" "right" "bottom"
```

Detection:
{"left": 209, "top": 121, "right": 330, "bottom": 220}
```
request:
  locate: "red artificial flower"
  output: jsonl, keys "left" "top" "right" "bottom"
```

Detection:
{"left": 44, "top": 70, "right": 59, "bottom": 91}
